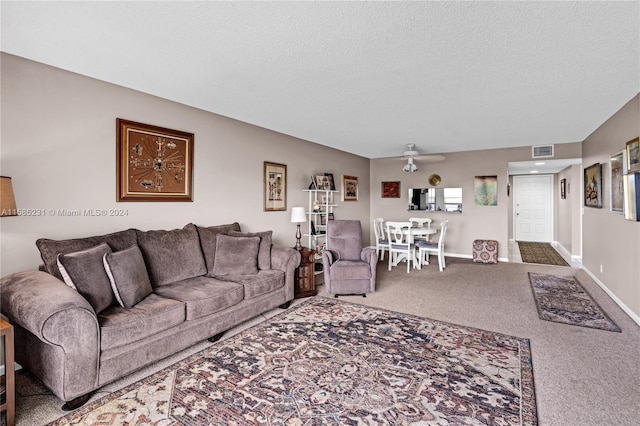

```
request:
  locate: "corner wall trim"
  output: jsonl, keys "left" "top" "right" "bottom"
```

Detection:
{"left": 582, "top": 266, "right": 640, "bottom": 327}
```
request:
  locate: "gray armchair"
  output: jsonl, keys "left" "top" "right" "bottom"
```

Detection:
{"left": 322, "top": 220, "right": 377, "bottom": 297}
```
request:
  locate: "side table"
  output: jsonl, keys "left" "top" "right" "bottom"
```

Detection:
{"left": 0, "top": 318, "right": 15, "bottom": 426}
{"left": 294, "top": 247, "right": 317, "bottom": 298}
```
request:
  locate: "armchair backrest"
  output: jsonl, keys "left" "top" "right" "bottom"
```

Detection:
{"left": 326, "top": 220, "right": 363, "bottom": 261}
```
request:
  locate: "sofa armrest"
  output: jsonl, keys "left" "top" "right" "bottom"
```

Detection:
{"left": 270, "top": 245, "right": 301, "bottom": 301}
{"left": 0, "top": 271, "right": 100, "bottom": 401}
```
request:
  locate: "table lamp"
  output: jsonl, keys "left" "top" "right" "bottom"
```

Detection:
{"left": 0, "top": 176, "right": 18, "bottom": 217}
{"left": 290, "top": 206, "right": 307, "bottom": 251}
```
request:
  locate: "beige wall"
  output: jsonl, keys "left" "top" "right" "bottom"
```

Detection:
{"left": 581, "top": 94, "right": 640, "bottom": 317}
{"left": 370, "top": 143, "right": 582, "bottom": 260}
{"left": 556, "top": 164, "right": 582, "bottom": 257}
{"left": 0, "top": 54, "right": 370, "bottom": 275}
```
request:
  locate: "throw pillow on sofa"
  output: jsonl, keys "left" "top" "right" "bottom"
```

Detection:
{"left": 56, "top": 242, "right": 115, "bottom": 314}
{"left": 103, "top": 245, "right": 153, "bottom": 308}
{"left": 195, "top": 222, "right": 241, "bottom": 276}
{"left": 37, "top": 228, "right": 138, "bottom": 281}
{"left": 212, "top": 234, "right": 260, "bottom": 276}
{"left": 136, "top": 223, "right": 207, "bottom": 287}
{"left": 228, "top": 230, "right": 273, "bottom": 270}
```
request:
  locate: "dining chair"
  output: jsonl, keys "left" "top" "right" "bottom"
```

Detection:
{"left": 416, "top": 220, "right": 448, "bottom": 271}
{"left": 408, "top": 217, "right": 433, "bottom": 242}
{"left": 372, "top": 218, "right": 389, "bottom": 261}
{"left": 385, "top": 221, "right": 416, "bottom": 273}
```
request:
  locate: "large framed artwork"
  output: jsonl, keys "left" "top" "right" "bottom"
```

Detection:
{"left": 116, "top": 119, "right": 194, "bottom": 202}
{"left": 264, "top": 162, "right": 287, "bottom": 211}
{"left": 342, "top": 175, "right": 358, "bottom": 201}
{"left": 583, "top": 163, "right": 602, "bottom": 208}
{"left": 626, "top": 137, "right": 639, "bottom": 172}
{"left": 474, "top": 176, "right": 498, "bottom": 206}
{"left": 609, "top": 151, "right": 626, "bottom": 213}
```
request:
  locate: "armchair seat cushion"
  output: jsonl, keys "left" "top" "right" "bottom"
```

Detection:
{"left": 330, "top": 260, "right": 372, "bottom": 280}
{"left": 98, "top": 293, "right": 185, "bottom": 351}
{"left": 154, "top": 276, "right": 244, "bottom": 321}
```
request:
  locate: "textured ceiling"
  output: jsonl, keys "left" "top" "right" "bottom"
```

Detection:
{"left": 2, "top": 2, "right": 638, "bottom": 159}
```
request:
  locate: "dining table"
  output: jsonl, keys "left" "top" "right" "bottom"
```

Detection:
{"left": 389, "top": 225, "right": 438, "bottom": 270}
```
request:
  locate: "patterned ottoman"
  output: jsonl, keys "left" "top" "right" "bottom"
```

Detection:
{"left": 473, "top": 239, "right": 498, "bottom": 264}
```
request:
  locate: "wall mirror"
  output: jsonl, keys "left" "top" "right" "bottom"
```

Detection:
{"left": 408, "top": 187, "right": 463, "bottom": 212}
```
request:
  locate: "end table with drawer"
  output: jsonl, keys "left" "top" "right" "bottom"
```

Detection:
{"left": 294, "top": 247, "right": 317, "bottom": 298}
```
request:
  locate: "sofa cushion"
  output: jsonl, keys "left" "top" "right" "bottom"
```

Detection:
{"left": 103, "top": 245, "right": 153, "bottom": 308}
{"left": 216, "top": 270, "right": 285, "bottom": 299}
{"left": 229, "top": 230, "right": 273, "bottom": 270}
{"left": 56, "top": 242, "right": 115, "bottom": 314}
{"left": 330, "top": 260, "right": 372, "bottom": 280}
{"left": 212, "top": 234, "right": 260, "bottom": 276}
{"left": 136, "top": 223, "right": 207, "bottom": 287}
{"left": 196, "top": 222, "right": 241, "bottom": 276}
{"left": 37, "top": 229, "right": 138, "bottom": 281}
{"left": 153, "top": 276, "right": 244, "bottom": 320}
{"left": 98, "top": 293, "right": 185, "bottom": 351}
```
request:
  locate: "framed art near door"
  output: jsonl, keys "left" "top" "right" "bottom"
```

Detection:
{"left": 609, "top": 151, "right": 626, "bottom": 213}
{"left": 626, "top": 137, "right": 639, "bottom": 172}
{"left": 584, "top": 163, "right": 602, "bottom": 208}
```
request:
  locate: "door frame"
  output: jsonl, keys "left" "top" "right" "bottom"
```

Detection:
{"left": 512, "top": 174, "right": 554, "bottom": 242}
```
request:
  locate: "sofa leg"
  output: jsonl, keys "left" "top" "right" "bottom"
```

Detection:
{"left": 279, "top": 300, "right": 292, "bottom": 309}
{"left": 208, "top": 331, "right": 225, "bottom": 343}
{"left": 62, "top": 393, "right": 91, "bottom": 411}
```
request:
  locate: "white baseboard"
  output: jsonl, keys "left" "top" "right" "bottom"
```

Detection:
{"left": 582, "top": 266, "right": 640, "bottom": 327}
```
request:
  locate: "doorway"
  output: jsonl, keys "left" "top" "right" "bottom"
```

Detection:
{"left": 513, "top": 175, "right": 553, "bottom": 242}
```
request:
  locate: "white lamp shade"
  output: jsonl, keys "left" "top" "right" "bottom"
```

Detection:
{"left": 290, "top": 207, "right": 307, "bottom": 223}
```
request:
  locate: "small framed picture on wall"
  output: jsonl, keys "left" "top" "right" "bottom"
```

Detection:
{"left": 381, "top": 181, "right": 401, "bottom": 198}
{"left": 342, "top": 175, "right": 358, "bottom": 201}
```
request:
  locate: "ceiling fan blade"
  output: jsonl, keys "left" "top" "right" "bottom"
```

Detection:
{"left": 412, "top": 154, "right": 446, "bottom": 163}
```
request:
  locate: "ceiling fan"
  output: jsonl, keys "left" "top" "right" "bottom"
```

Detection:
{"left": 397, "top": 144, "right": 445, "bottom": 172}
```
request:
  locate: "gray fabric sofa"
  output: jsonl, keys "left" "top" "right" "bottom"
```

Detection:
{"left": 0, "top": 222, "right": 300, "bottom": 409}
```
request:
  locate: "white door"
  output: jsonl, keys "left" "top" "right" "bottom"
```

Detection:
{"left": 514, "top": 175, "right": 553, "bottom": 242}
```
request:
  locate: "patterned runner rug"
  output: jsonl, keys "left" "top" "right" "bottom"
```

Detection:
{"left": 50, "top": 297, "right": 538, "bottom": 425}
{"left": 528, "top": 273, "right": 621, "bottom": 332}
{"left": 517, "top": 242, "right": 569, "bottom": 266}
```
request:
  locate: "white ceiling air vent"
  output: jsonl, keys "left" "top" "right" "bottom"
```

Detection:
{"left": 532, "top": 145, "right": 554, "bottom": 158}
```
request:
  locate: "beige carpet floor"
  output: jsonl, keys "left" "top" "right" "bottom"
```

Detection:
{"left": 8, "top": 258, "right": 640, "bottom": 426}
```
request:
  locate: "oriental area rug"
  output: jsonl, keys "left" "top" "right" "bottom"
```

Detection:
{"left": 528, "top": 272, "right": 621, "bottom": 332}
{"left": 517, "top": 242, "right": 569, "bottom": 266}
{"left": 50, "top": 297, "right": 538, "bottom": 425}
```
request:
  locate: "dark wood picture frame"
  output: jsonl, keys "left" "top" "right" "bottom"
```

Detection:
{"left": 264, "top": 161, "right": 287, "bottom": 211}
{"left": 342, "top": 175, "right": 358, "bottom": 201}
{"left": 116, "top": 118, "right": 194, "bottom": 202}
{"left": 584, "top": 163, "right": 602, "bottom": 208}
{"left": 382, "top": 181, "right": 401, "bottom": 198}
